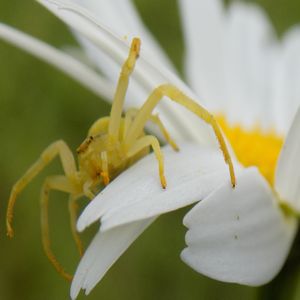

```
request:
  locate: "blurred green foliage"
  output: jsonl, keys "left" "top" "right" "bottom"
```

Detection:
{"left": 0, "top": 1, "right": 300, "bottom": 299}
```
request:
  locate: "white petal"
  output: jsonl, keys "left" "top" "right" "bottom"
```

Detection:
{"left": 267, "top": 45, "right": 285, "bottom": 134}
{"left": 0, "top": 22, "right": 114, "bottom": 100}
{"left": 77, "top": 144, "right": 235, "bottom": 232}
{"left": 272, "top": 26, "right": 300, "bottom": 134}
{"left": 275, "top": 107, "right": 300, "bottom": 212}
{"left": 101, "top": 148, "right": 235, "bottom": 231}
{"left": 70, "top": 0, "right": 174, "bottom": 71}
{"left": 181, "top": 168, "right": 297, "bottom": 286}
{"left": 70, "top": 218, "right": 155, "bottom": 299}
{"left": 179, "top": 0, "right": 226, "bottom": 112}
{"left": 38, "top": 0, "right": 217, "bottom": 144}
{"left": 223, "top": 2, "right": 276, "bottom": 129}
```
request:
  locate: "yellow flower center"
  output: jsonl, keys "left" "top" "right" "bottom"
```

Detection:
{"left": 217, "top": 116, "right": 284, "bottom": 186}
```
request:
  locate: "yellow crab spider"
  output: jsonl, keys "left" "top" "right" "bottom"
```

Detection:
{"left": 6, "top": 37, "right": 236, "bottom": 282}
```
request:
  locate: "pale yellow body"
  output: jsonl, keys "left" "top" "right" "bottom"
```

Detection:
{"left": 6, "top": 38, "right": 235, "bottom": 281}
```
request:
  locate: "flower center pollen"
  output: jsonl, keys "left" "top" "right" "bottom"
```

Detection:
{"left": 217, "top": 116, "right": 284, "bottom": 185}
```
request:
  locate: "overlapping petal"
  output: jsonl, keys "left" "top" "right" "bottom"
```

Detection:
{"left": 272, "top": 27, "right": 300, "bottom": 133}
{"left": 179, "top": 0, "right": 226, "bottom": 111}
{"left": 70, "top": 0, "right": 174, "bottom": 72}
{"left": 0, "top": 22, "right": 114, "bottom": 100}
{"left": 182, "top": 168, "right": 297, "bottom": 286}
{"left": 275, "top": 107, "right": 300, "bottom": 212}
{"left": 223, "top": 2, "right": 275, "bottom": 129}
{"left": 71, "top": 218, "right": 155, "bottom": 299}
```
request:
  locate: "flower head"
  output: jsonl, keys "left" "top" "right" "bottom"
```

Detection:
{"left": 1, "top": 0, "right": 300, "bottom": 298}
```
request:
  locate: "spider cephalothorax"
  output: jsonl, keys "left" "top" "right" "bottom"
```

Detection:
{"left": 76, "top": 117, "right": 149, "bottom": 188}
{"left": 6, "top": 38, "right": 235, "bottom": 281}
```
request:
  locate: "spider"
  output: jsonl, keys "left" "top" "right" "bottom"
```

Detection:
{"left": 6, "top": 37, "right": 236, "bottom": 282}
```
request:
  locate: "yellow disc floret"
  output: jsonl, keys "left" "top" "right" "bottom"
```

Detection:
{"left": 217, "top": 115, "right": 284, "bottom": 186}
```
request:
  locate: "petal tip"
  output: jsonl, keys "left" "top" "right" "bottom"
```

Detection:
{"left": 76, "top": 218, "right": 87, "bottom": 232}
{"left": 70, "top": 282, "right": 81, "bottom": 300}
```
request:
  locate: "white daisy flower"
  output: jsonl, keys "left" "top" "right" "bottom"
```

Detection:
{"left": 1, "top": 0, "right": 300, "bottom": 298}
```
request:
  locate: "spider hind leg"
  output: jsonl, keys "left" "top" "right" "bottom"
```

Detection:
{"left": 41, "top": 175, "right": 79, "bottom": 282}
{"left": 6, "top": 140, "right": 78, "bottom": 237}
{"left": 6, "top": 140, "right": 84, "bottom": 281}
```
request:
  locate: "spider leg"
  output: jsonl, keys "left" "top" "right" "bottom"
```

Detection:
{"left": 108, "top": 38, "right": 140, "bottom": 141}
{"left": 82, "top": 180, "right": 95, "bottom": 200}
{"left": 68, "top": 195, "right": 84, "bottom": 257}
{"left": 124, "top": 108, "right": 179, "bottom": 151}
{"left": 100, "top": 151, "right": 110, "bottom": 186}
{"left": 123, "top": 109, "right": 138, "bottom": 140}
{"left": 147, "top": 114, "right": 179, "bottom": 151}
{"left": 41, "top": 175, "right": 79, "bottom": 282}
{"left": 127, "top": 135, "right": 166, "bottom": 189}
{"left": 7, "top": 140, "right": 78, "bottom": 238}
{"left": 124, "top": 84, "right": 236, "bottom": 188}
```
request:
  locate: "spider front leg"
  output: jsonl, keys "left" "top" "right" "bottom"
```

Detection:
{"left": 41, "top": 175, "right": 80, "bottom": 281}
{"left": 6, "top": 140, "right": 79, "bottom": 237}
{"left": 127, "top": 135, "right": 166, "bottom": 188}
{"left": 123, "top": 108, "right": 179, "bottom": 151}
{"left": 108, "top": 38, "right": 140, "bottom": 141}
{"left": 125, "top": 84, "right": 236, "bottom": 188}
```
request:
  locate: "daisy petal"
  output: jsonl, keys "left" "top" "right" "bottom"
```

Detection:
{"left": 224, "top": 2, "right": 275, "bottom": 129}
{"left": 38, "top": 0, "right": 181, "bottom": 90}
{"left": 181, "top": 168, "right": 297, "bottom": 286}
{"left": 70, "top": 218, "right": 155, "bottom": 299}
{"left": 273, "top": 26, "right": 300, "bottom": 134}
{"left": 100, "top": 153, "right": 230, "bottom": 231}
{"left": 77, "top": 144, "right": 233, "bottom": 232}
{"left": 0, "top": 22, "right": 114, "bottom": 99}
{"left": 179, "top": 0, "right": 226, "bottom": 111}
{"left": 70, "top": 0, "right": 174, "bottom": 70}
{"left": 275, "top": 107, "right": 300, "bottom": 212}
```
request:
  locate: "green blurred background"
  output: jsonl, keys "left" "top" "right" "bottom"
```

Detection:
{"left": 0, "top": 0, "right": 300, "bottom": 299}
